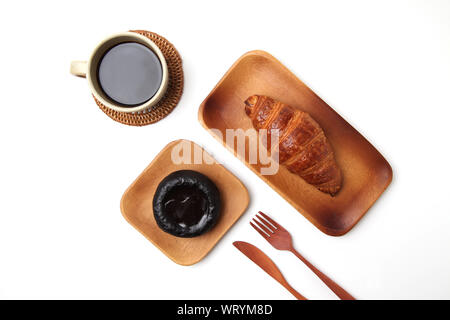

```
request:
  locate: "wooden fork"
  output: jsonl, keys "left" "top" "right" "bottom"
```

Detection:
{"left": 250, "top": 211, "right": 356, "bottom": 300}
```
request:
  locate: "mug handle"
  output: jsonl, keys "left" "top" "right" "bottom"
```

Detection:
{"left": 70, "top": 61, "right": 87, "bottom": 78}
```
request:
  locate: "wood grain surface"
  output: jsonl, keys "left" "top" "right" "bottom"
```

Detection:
{"left": 121, "top": 140, "right": 250, "bottom": 265}
{"left": 198, "top": 50, "right": 392, "bottom": 236}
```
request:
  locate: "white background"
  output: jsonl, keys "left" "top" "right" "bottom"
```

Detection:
{"left": 0, "top": 0, "right": 449, "bottom": 300}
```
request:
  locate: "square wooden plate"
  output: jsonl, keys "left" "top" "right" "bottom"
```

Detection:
{"left": 198, "top": 50, "right": 392, "bottom": 236}
{"left": 120, "top": 139, "right": 249, "bottom": 265}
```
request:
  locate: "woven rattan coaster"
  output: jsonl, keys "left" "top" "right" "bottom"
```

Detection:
{"left": 94, "top": 30, "right": 184, "bottom": 126}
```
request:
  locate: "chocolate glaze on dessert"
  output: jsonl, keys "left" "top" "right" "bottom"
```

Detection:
{"left": 153, "top": 170, "right": 221, "bottom": 238}
{"left": 163, "top": 185, "right": 209, "bottom": 228}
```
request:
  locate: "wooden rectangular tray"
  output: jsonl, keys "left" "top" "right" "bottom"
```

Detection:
{"left": 120, "top": 140, "right": 249, "bottom": 265}
{"left": 198, "top": 50, "right": 392, "bottom": 236}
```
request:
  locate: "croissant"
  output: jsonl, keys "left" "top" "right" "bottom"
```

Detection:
{"left": 244, "top": 95, "right": 342, "bottom": 195}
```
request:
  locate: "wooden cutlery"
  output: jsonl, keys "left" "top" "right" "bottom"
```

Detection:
{"left": 250, "top": 211, "right": 355, "bottom": 300}
{"left": 233, "top": 241, "right": 307, "bottom": 300}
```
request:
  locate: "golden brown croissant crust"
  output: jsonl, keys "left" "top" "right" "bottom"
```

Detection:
{"left": 245, "top": 95, "right": 342, "bottom": 195}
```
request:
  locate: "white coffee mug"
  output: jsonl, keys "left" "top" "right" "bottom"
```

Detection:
{"left": 70, "top": 32, "right": 169, "bottom": 113}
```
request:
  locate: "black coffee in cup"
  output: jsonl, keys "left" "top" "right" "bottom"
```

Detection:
{"left": 97, "top": 42, "right": 163, "bottom": 106}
